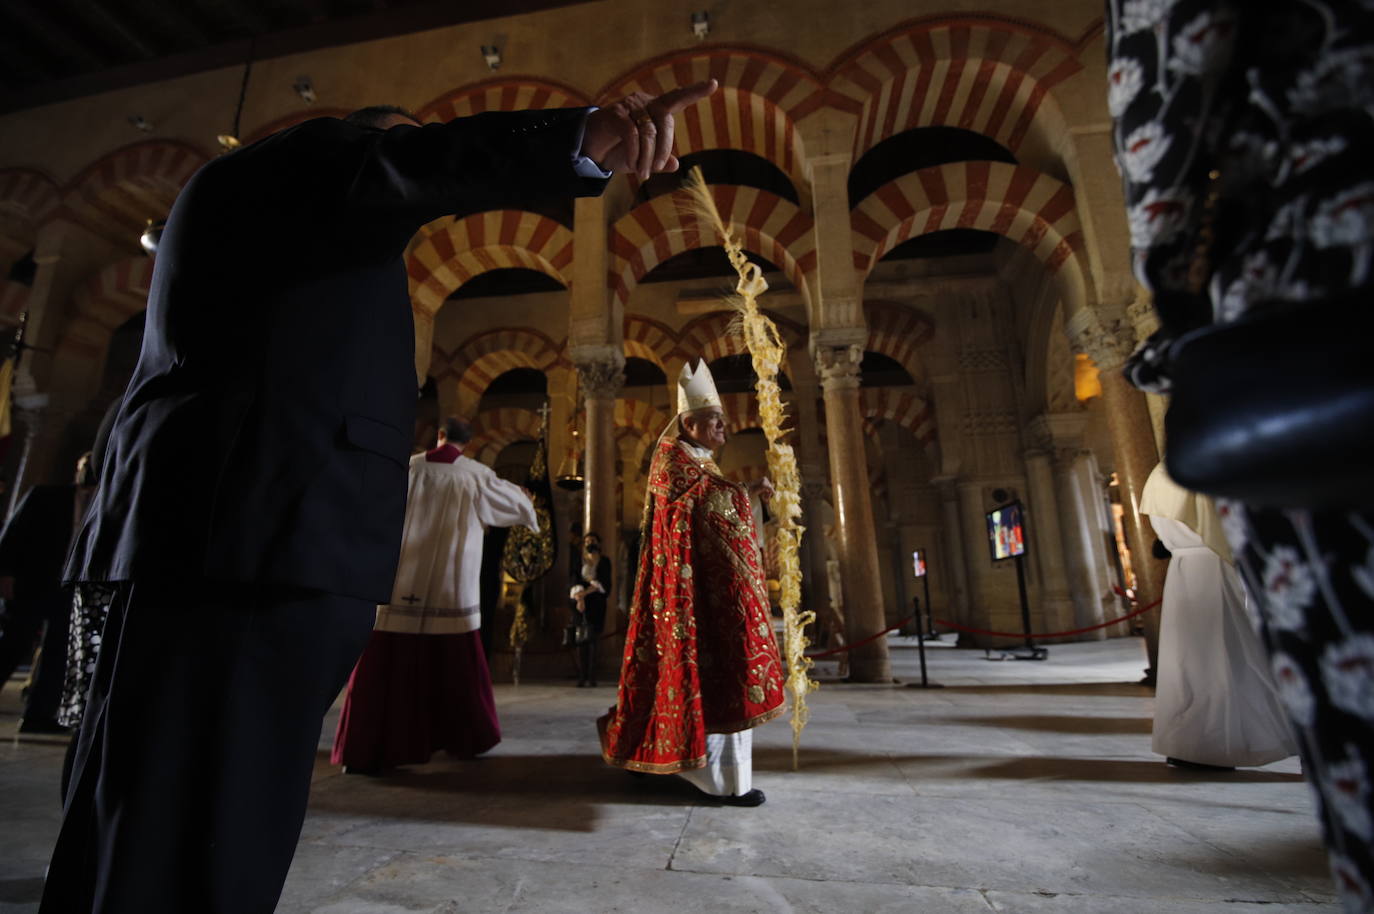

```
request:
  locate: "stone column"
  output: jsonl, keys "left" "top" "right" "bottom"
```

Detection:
{"left": 815, "top": 343, "right": 890, "bottom": 682}
{"left": 957, "top": 480, "right": 994, "bottom": 638}
{"left": 577, "top": 355, "right": 624, "bottom": 627}
{"left": 1051, "top": 447, "right": 1105, "bottom": 638}
{"left": 932, "top": 476, "right": 970, "bottom": 631}
{"left": 1022, "top": 448, "right": 1075, "bottom": 635}
{"left": 1069, "top": 310, "right": 1165, "bottom": 679}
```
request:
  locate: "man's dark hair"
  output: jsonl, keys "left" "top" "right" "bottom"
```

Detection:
{"left": 440, "top": 416, "right": 474, "bottom": 444}
{"left": 344, "top": 105, "right": 420, "bottom": 129}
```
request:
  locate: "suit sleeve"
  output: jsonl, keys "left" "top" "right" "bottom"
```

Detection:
{"left": 341, "top": 107, "right": 609, "bottom": 228}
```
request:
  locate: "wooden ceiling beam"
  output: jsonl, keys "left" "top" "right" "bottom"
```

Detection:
{"left": 0, "top": 2, "right": 109, "bottom": 74}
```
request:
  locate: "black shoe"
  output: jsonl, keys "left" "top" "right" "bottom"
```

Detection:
{"left": 589, "top": 680, "right": 597, "bottom": 688}
{"left": 576, "top": 680, "right": 588, "bottom": 688}
{"left": 718, "top": 788, "right": 766, "bottom": 807}
{"left": 342, "top": 765, "right": 386, "bottom": 777}
{"left": 1166, "top": 757, "right": 1235, "bottom": 772}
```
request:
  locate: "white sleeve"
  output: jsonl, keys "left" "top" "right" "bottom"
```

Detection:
{"left": 477, "top": 477, "right": 539, "bottom": 531}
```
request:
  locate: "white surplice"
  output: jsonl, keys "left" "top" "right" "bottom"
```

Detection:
{"left": 375, "top": 454, "right": 537, "bottom": 635}
{"left": 1143, "top": 467, "right": 1296, "bottom": 768}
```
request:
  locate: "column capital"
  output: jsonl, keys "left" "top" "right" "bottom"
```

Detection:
{"left": 1126, "top": 294, "right": 1160, "bottom": 339}
{"left": 1066, "top": 307, "right": 1136, "bottom": 372}
{"left": 813, "top": 342, "right": 863, "bottom": 392}
{"left": 929, "top": 474, "right": 961, "bottom": 501}
{"left": 1026, "top": 412, "right": 1087, "bottom": 452}
{"left": 575, "top": 356, "right": 624, "bottom": 400}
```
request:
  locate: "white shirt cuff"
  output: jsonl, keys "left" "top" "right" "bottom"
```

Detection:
{"left": 572, "top": 106, "right": 612, "bottom": 178}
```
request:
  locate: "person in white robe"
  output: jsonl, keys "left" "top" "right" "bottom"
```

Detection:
{"left": 332, "top": 416, "right": 537, "bottom": 773}
{"left": 1142, "top": 463, "right": 1297, "bottom": 769}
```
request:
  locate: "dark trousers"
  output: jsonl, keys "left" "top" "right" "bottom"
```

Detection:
{"left": 39, "top": 579, "right": 375, "bottom": 914}
{"left": 22, "top": 592, "right": 71, "bottom": 725}
{"left": 577, "top": 600, "right": 606, "bottom": 685}
{"left": 0, "top": 591, "right": 66, "bottom": 702}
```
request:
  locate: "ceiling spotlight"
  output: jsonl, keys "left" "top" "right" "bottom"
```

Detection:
{"left": 216, "top": 133, "right": 241, "bottom": 153}
{"left": 139, "top": 218, "right": 165, "bottom": 255}
{"left": 691, "top": 11, "right": 710, "bottom": 40}
{"left": 293, "top": 76, "right": 316, "bottom": 104}
{"left": 128, "top": 114, "right": 153, "bottom": 132}
{"left": 481, "top": 45, "right": 502, "bottom": 71}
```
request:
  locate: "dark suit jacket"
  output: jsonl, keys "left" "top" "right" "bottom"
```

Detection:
{"left": 66, "top": 109, "right": 607, "bottom": 602}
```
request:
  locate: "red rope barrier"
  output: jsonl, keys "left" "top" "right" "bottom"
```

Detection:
{"left": 932, "top": 597, "right": 1162, "bottom": 641}
{"left": 805, "top": 614, "right": 918, "bottom": 659}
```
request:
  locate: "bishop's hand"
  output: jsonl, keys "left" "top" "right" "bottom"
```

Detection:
{"left": 583, "top": 79, "right": 718, "bottom": 181}
{"left": 749, "top": 477, "right": 775, "bottom": 502}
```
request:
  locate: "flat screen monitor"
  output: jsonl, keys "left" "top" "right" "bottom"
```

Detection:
{"left": 986, "top": 502, "right": 1026, "bottom": 561}
{"left": 912, "top": 548, "right": 926, "bottom": 578}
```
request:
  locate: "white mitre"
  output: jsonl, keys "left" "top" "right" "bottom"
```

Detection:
{"left": 676, "top": 359, "right": 722, "bottom": 415}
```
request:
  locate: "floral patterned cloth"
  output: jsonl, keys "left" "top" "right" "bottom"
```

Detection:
{"left": 599, "top": 435, "right": 785, "bottom": 774}
{"left": 56, "top": 583, "right": 117, "bottom": 730}
{"left": 1108, "top": 2, "right": 1374, "bottom": 908}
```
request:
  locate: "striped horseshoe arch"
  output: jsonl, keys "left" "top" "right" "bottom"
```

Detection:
{"left": 407, "top": 210, "right": 574, "bottom": 318}
{"left": 417, "top": 77, "right": 591, "bottom": 123}
{"left": 468, "top": 407, "right": 544, "bottom": 466}
{"left": 851, "top": 161, "right": 1088, "bottom": 313}
{"left": 61, "top": 140, "right": 209, "bottom": 244}
{"left": 858, "top": 387, "right": 939, "bottom": 457}
{"left": 609, "top": 185, "right": 815, "bottom": 313}
{"left": 596, "top": 48, "right": 825, "bottom": 198}
{"left": 440, "top": 327, "right": 565, "bottom": 416}
{"left": 827, "top": 16, "right": 1082, "bottom": 173}
{"left": 0, "top": 168, "right": 60, "bottom": 266}
{"left": 51, "top": 257, "right": 155, "bottom": 394}
{"left": 864, "top": 301, "right": 936, "bottom": 387}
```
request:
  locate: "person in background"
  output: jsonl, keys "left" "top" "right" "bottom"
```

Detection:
{"left": 45, "top": 76, "right": 716, "bottom": 913}
{"left": 600, "top": 360, "right": 783, "bottom": 807}
{"left": 0, "top": 453, "right": 89, "bottom": 734}
{"left": 1107, "top": 1, "right": 1374, "bottom": 902}
{"left": 331, "top": 416, "right": 537, "bottom": 772}
{"left": 570, "top": 531, "right": 611, "bottom": 687}
{"left": 1141, "top": 463, "right": 1297, "bottom": 770}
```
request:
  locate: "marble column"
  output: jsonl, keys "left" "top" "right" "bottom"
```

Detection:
{"left": 1023, "top": 449, "right": 1075, "bottom": 635}
{"left": 815, "top": 343, "right": 890, "bottom": 682}
{"left": 931, "top": 477, "right": 969, "bottom": 631}
{"left": 1070, "top": 311, "right": 1164, "bottom": 678}
{"left": 1051, "top": 448, "right": 1106, "bottom": 638}
{"left": 957, "top": 480, "right": 994, "bottom": 638}
{"left": 577, "top": 356, "right": 624, "bottom": 628}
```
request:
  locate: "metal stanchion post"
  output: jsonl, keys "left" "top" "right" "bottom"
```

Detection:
{"left": 907, "top": 596, "right": 943, "bottom": 689}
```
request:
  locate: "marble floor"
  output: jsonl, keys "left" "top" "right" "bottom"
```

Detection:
{"left": 0, "top": 636, "right": 1335, "bottom": 913}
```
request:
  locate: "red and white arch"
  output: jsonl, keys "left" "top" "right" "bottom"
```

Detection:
{"left": 610, "top": 185, "right": 815, "bottom": 313}
{"left": 864, "top": 300, "right": 936, "bottom": 387}
{"left": 407, "top": 210, "right": 574, "bottom": 318}
{"left": 828, "top": 16, "right": 1081, "bottom": 171}
{"left": 418, "top": 78, "right": 591, "bottom": 123}
{"left": 51, "top": 257, "right": 154, "bottom": 395}
{"left": 0, "top": 168, "right": 60, "bottom": 268}
{"left": 61, "top": 140, "right": 208, "bottom": 244}
{"left": 858, "top": 387, "right": 938, "bottom": 456}
{"left": 439, "top": 326, "right": 565, "bottom": 416}
{"left": 852, "top": 160, "right": 1088, "bottom": 312}
{"left": 469, "top": 407, "right": 544, "bottom": 466}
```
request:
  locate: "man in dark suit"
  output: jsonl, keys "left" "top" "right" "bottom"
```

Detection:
{"left": 43, "top": 79, "right": 716, "bottom": 913}
{"left": 0, "top": 454, "right": 88, "bottom": 733}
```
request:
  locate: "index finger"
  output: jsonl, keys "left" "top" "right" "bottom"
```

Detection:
{"left": 651, "top": 78, "right": 717, "bottom": 115}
